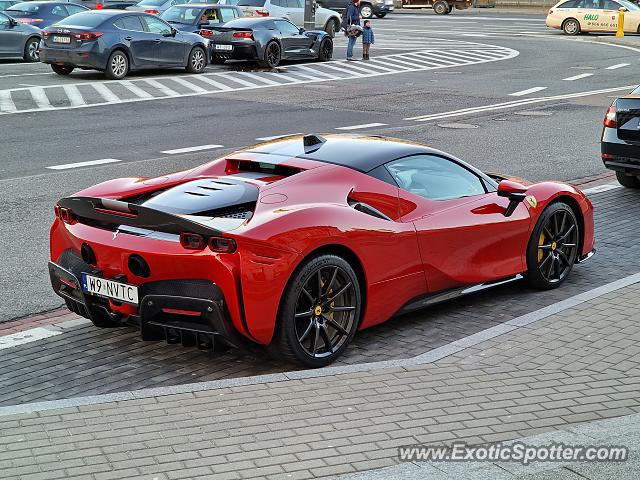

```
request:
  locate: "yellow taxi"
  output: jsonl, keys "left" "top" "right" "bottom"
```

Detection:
{"left": 546, "top": 0, "right": 640, "bottom": 35}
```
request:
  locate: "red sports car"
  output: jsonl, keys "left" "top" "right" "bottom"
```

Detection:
{"left": 49, "top": 135, "right": 595, "bottom": 367}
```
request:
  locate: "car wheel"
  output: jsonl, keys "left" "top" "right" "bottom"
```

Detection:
{"left": 374, "top": 12, "right": 386, "bottom": 18}
{"left": 562, "top": 18, "right": 581, "bottom": 35}
{"left": 211, "top": 56, "right": 226, "bottom": 65}
{"left": 274, "top": 254, "right": 361, "bottom": 367}
{"left": 318, "top": 37, "right": 333, "bottom": 62}
{"left": 360, "top": 3, "right": 373, "bottom": 18}
{"left": 23, "top": 37, "right": 40, "bottom": 62}
{"left": 433, "top": 0, "right": 449, "bottom": 15}
{"left": 259, "top": 41, "right": 281, "bottom": 68}
{"left": 616, "top": 171, "right": 640, "bottom": 188}
{"left": 105, "top": 50, "right": 129, "bottom": 80}
{"left": 51, "top": 64, "right": 74, "bottom": 76}
{"left": 324, "top": 18, "right": 338, "bottom": 37}
{"left": 525, "top": 202, "right": 579, "bottom": 290}
{"left": 186, "top": 46, "right": 207, "bottom": 73}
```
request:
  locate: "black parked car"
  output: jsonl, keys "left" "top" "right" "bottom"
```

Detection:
{"left": 160, "top": 3, "right": 242, "bottom": 33}
{"left": 602, "top": 88, "right": 640, "bottom": 188}
{"left": 40, "top": 10, "right": 209, "bottom": 79}
{"left": 202, "top": 16, "right": 332, "bottom": 68}
{"left": 6, "top": 1, "right": 89, "bottom": 28}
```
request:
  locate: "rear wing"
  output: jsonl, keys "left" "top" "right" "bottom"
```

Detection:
{"left": 58, "top": 196, "right": 231, "bottom": 236}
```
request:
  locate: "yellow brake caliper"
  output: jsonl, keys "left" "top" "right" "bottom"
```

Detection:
{"left": 538, "top": 232, "right": 545, "bottom": 263}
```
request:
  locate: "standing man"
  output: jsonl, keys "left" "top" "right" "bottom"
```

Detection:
{"left": 344, "top": 0, "right": 361, "bottom": 61}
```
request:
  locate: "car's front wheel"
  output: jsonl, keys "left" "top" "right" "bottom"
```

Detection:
{"left": 562, "top": 18, "right": 581, "bottom": 35}
{"left": 318, "top": 37, "right": 333, "bottom": 62}
{"left": 525, "top": 202, "right": 580, "bottom": 290}
{"left": 259, "top": 41, "right": 281, "bottom": 68}
{"left": 616, "top": 171, "right": 640, "bottom": 188}
{"left": 51, "top": 64, "right": 74, "bottom": 76}
{"left": 274, "top": 254, "right": 361, "bottom": 367}
{"left": 433, "top": 0, "right": 449, "bottom": 15}
{"left": 324, "top": 18, "right": 338, "bottom": 37}
{"left": 186, "top": 46, "right": 207, "bottom": 73}
{"left": 105, "top": 50, "right": 129, "bottom": 80}
{"left": 360, "top": 3, "right": 373, "bottom": 18}
{"left": 23, "top": 37, "right": 40, "bottom": 62}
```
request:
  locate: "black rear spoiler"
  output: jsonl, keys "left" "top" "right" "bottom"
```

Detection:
{"left": 58, "top": 196, "right": 225, "bottom": 236}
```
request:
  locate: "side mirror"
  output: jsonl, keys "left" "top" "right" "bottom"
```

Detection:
{"left": 299, "top": 27, "right": 305, "bottom": 34}
{"left": 8, "top": 18, "right": 18, "bottom": 27}
{"left": 497, "top": 180, "right": 527, "bottom": 217}
{"left": 165, "top": 27, "right": 177, "bottom": 36}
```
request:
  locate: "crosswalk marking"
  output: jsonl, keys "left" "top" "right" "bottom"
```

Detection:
{"left": 563, "top": 73, "right": 594, "bottom": 81}
{"left": 0, "top": 42, "right": 519, "bottom": 115}
{"left": 606, "top": 63, "right": 630, "bottom": 70}
{"left": 509, "top": 86, "right": 548, "bottom": 97}
{"left": 47, "top": 158, "right": 121, "bottom": 170}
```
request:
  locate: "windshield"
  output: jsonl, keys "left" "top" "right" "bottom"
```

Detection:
{"left": 137, "top": 0, "right": 166, "bottom": 6}
{"left": 54, "top": 12, "right": 106, "bottom": 27}
{"left": 161, "top": 6, "right": 202, "bottom": 23}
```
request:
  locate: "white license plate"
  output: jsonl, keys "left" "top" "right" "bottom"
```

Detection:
{"left": 82, "top": 273, "right": 139, "bottom": 305}
{"left": 215, "top": 44, "right": 233, "bottom": 51}
{"left": 53, "top": 36, "right": 71, "bottom": 44}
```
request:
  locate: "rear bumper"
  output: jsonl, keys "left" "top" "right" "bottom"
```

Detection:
{"left": 373, "top": 4, "right": 395, "bottom": 13}
{"left": 601, "top": 127, "right": 640, "bottom": 174}
{"left": 49, "top": 253, "right": 246, "bottom": 350}
{"left": 209, "top": 43, "right": 258, "bottom": 61}
{"left": 40, "top": 45, "right": 106, "bottom": 70}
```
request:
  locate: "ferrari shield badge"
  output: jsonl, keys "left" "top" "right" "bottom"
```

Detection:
{"left": 525, "top": 195, "right": 538, "bottom": 208}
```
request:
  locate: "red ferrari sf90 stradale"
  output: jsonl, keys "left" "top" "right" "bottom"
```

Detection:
{"left": 49, "top": 135, "right": 595, "bottom": 367}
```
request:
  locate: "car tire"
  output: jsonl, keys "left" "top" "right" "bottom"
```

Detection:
{"left": 273, "top": 254, "right": 361, "bottom": 367}
{"left": 616, "top": 171, "right": 640, "bottom": 188}
{"left": 524, "top": 202, "right": 580, "bottom": 290}
{"left": 433, "top": 0, "right": 449, "bottom": 15}
{"left": 562, "top": 18, "right": 581, "bottom": 35}
{"left": 258, "top": 40, "right": 281, "bottom": 68}
{"left": 360, "top": 3, "right": 373, "bottom": 18}
{"left": 186, "top": 46, "right": 207, "bottom": 73}
{"left": 374, "top": 13, "right": 386, "bottom": 18}
{"left": 211, "top": 56, "right": 226, "bottom": 65}
{"left": 318, "top": 37, "right": 333, "bottom": 62}
{"left": 51, "top": 64, "right": 74, "bottom": 76}
{"left": 23, "top": 37, "right": 40, "bottom": 62}
{"left": 105, "top": 50, "right": 129, "bottom": 80}
{"left": 324, "top": 18, "right": 338, "bottom": 37}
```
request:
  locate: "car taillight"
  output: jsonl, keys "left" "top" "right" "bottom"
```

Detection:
{"left": 200, "top": 29, "right": 215, "bottom": 37}
{"left": 604, "top": 104, "right": 617, "bottom": 128}
{"left": 547, "top": 8, "right": 553, "bottom": 14}
{"left": 42, "top": 30, "right": 50, "bottom": 37}
{"left": 255, "top": 8, "right": 269, "bottom": 16}
{"left": 73, "top": 32, "right": 103, "bottom": 41}
{"left": 232, "top": 31, "right": 252, "bottom": 38}
{"left": 145, "top": 9, "right": 159, "bottom": 14}
{"left": 180, "top": 232, "right": 207, "bottom": 250}
{"left": 209, "top": 237, "right": 236, "bottom": 253}
{"left": 96, "top": 3, "right": 103, "bottom": 9}
{"left": 55, "top": 205, "right": 77, "bottom": 225}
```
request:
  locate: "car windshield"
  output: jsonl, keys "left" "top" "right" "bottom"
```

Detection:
{"left": 236, "top": 0, "right": 263, "bottom": 5}
{"left": 7, "top": 3, "right": 40, "bottom": 13}
{"left": 161, "top": 6, "right": 202, "bottom": 23}
{"left": 137, "top": 0, "right": 166, "bottom": 6}
{"left": 53, "top": 11, "right": 106, "bottom": 27}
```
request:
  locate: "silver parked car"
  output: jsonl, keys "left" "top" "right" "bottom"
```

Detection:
{"left": 126, "top": 0, "right": 189, "bottom": 15}
{"left": 0, "top": 11, "right": 41, "bottom": 61}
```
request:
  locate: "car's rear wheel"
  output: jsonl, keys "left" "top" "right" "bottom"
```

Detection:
{"left": 374, "top": 12, "right": 386, "bottom": 18}
{"left": 105, "top": 50, "right": 129, "bottom": 80}
{"left": 274, "top": 254, "right": 361, "bottom": 367}
{"left": 259, "top": 41, "right": 281, "bottom": 68}
{"left": 562, "top": 18, "right": 580, "bottom": 35}
{"left": 324, "top": 18, "right": 338, "bottom": 37}
{"left": 186, "top": 46, "right": 207, "bottom": 73}
{"left": 23, "top": 37, "right": 40, "bottom": 62}
{"left": 51, "top": 64, "right": 74, "bottom": 76}
{"left": 616, "top": 171, "right": 640, "bottom": 188}
{"left": 525, "top": 202, "right": 579, "bottom": 290}
{"left": 318, "top": 37, "right": 333, "bottom": 62}
{"left": 433, "top": 0, "right": 449, "bottom": 15}
{"left": 360, "top": 3, "right": 373, "bottom": 18}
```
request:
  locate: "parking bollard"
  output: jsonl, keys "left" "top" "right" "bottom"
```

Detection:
{"left": 616, "top": 7, "right": 625, "bottom": 37}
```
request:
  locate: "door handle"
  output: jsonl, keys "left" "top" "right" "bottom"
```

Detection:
{"left": 124, "top": 36, "right": 132, "bottom": 41}
{"left": 154, "top": 39, "right": 162, "bottom": 43}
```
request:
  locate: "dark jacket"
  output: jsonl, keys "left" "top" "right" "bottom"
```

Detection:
{"left": 362, "top": 26, "right": 374, "bottom": 44}
{"left": 345, "top": 2, "right": 360, "bottom": 26}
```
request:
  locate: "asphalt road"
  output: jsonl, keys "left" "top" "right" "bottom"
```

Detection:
{"left": 1, "top": 11, "right": 638, "bottom": 321}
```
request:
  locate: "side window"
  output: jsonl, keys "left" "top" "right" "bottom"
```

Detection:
{"left": 66, "top": 5, "right": 87, "bottom": 15}
{"left": 557, "top": 0, "right": 579, "bottom": 7}
{"left": 143, "top": 15, "right": 172, "bottom": 34}
{"left": 274, "top": 19, "right": 299, "bottom": 34}
{"left": 271, "top": 0, "right": 283, "bottom": 5}
{"left": 219, "top": 7, "right": 235, "bottom": 22}
{"left": 115, "top": 15, "right": 145, "bottom": 31}
{"left": 51, "top": 5, "right": 68, "bottom": 17}
{"left": 0, "top": 13, "right": 9, "bottom": 26}
{"left": 602, "top": 0, "right": 620, "bottom": 8}
{"left": 385, "top": 155, "right": 487, "bottom": 201}
{"left": 286, "top": 0, "right": 303, "bottom": 7}
{"left": 201, "top": 8, "right": 220, "bottom": 23}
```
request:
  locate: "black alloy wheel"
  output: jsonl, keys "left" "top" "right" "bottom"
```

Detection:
{"left": 318, "top": 38, "right": 333, "bottom": 61}
{"left": 525, "top": 202, "right": 579, "bottom": 289}
{"left": 275, "top": 254, "right": 361, "bottom": 367}
{"left": 616, "top": 171, "right": 640, "bottom": 188}
{"left": 186, "top": 46, "right": 207, "bottom": 73}
{"left": 259, "top": 41, "right": 281, "bottom": 68}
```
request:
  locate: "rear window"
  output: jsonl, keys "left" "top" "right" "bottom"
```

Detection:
{"left": 220, "top": 17, "right": 269, "bottom": 28}
{"left": 7, "top": 3, "right": 40, "bottom": 13}
{"left": 236, "top": 0, "right": 264, "bottom": 5}
{"left": 54, "top": 11, "right": 107, "bottom": 27}
{"left": 138, "top": 0, "right": 166, "bottom": 5}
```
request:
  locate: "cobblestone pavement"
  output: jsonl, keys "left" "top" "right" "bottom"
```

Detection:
{"left": 1, "top": 274, "right": 639, "bottom": 480}
{"left": 1, "top": 185, "right": 639, "bottom": 407}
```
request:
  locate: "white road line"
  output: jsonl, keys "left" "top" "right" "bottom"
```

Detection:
{"left": 582, "top": 183, "right": 623, "bottom": 195}
{"left": 120, "top": 80, "right": 153, "bottom": 99}
{"left": 46, "top": 158, "right": 122, "bottom": 170}
{"left": 217, "top": 73, "right": 259, "bottom": 88}
{"left": 63, "top": 84, "right": 85, "bottom": 106}
{"left": 171, "top": 77, "right": 208, "bottom": 93}
{"left": 91, "top": 83, "right": 121, "bottom": 103}
{"left": 143, "top": 79, "right": 179, "bottom": 97}
{"left": 318, "top": 62, "right": 362, "bottom": 77}
{"left": 290, "top": 64, "right": 341, "bottom": 79}
{"left": 236, "top": 71, "right": 281, "bottom": 86}
{"left": 509, "top": 86, "right": 547, "bottom": 97}
{"left": 606, "top": 63, "right": 630, "bottom": 70}
{"left": 256, "top": 133, "right": 303, "bottom": 141}
{"left": 0, "top": 90, "right": 17, "bottom": 113}
{"left": 563, "top": 73, "right": 594, "bottom": 81}
{"left": 0, "top": 318, "right": 91, "bottom": 351}
{"left": 336, "top": 123, "right": 388, "bottom": 131}
{"left": 197, "top": 75, "right": 233, "bottom": 91}
{"left": 30, "top": 87, "right": 52, "bottom": 109}
{"left": 161, "top": 144, "right": 224, "bottom": 155}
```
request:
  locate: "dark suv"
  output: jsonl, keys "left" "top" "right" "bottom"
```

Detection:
{"left": 317, "top": 0, "right": 394, "bottom": 18}
{"left": 601, "top": 87, "right": 640, "bottom": 188}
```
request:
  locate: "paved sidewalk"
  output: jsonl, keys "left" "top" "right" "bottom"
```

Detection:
{"left": 1, "top": 275, "right": 639, "bottom": 479}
